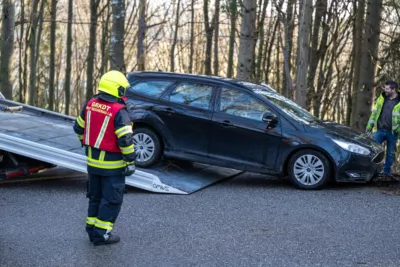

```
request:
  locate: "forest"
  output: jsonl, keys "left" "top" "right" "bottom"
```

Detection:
{"left": 0, "top": 0, "right": 397, "bottom": 134}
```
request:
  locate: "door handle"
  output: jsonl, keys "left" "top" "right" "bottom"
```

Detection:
{"left": 221, "top": 120, "right": 235, "bottom": 128}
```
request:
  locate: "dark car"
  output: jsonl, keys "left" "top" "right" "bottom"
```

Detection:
{"left": 124, "top": 71, "right": 384, "bottom": 189}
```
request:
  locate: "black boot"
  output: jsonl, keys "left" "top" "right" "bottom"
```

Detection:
{"left": 86, "top": 226, "right": 94, "bottom": 242}
{"left": 93, "top": 234, "right": 120, "bottom": 246}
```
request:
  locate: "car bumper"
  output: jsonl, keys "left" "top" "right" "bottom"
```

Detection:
{"left": 335, "top": 150, "right": 384, "bottom": 183}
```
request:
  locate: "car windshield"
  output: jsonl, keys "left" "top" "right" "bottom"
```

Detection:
{"left": 238, "top": 81, "right": 319, "bottom": 124}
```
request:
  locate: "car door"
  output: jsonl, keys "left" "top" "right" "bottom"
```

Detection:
{"left": 154, "top": 82, "right": 216, "bottom": 157}
{"left": 208, "top": 87, "right": 283, "bottom": 171}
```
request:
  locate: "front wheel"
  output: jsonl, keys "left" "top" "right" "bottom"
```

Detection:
{"left": 287, "top": 149, "right": 331, "bottom": 189}
{"left": 132, "top": 127, "right": 162, "bottom": 167}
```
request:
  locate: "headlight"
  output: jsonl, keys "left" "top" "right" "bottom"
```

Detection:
{"left": 332, "top": 139, "right": 371, "bottom": 156}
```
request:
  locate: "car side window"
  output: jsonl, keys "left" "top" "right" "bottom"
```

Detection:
{"left": 167, "top": 83, "right": 214, "bottom": 110}
{"left": 128, "top": 80, "right": 173, "bottom": 98}
{"left": 220, "top": 88, "right": 271, "bottom": 121}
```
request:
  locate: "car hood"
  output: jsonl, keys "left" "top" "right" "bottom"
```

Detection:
{"left": 307, "top": 121, "right": 382, "bottom": 153}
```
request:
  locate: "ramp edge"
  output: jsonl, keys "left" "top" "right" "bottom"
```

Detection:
{"left": 0, "top": 132, "right": 186, "bottom": 194}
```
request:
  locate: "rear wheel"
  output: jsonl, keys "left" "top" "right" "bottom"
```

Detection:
{"left": 287, "top": 149, "right": 331, "bottom": 189}
{"left": 132, "top": 127, "right": 162, "bottom": 167}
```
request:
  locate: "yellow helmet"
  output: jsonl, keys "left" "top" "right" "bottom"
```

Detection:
{"left": 98, "top": 70, "right": 130, "bottom": 98}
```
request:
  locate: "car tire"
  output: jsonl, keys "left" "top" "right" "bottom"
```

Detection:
{"left": 287, "top": 149, "right": 331, "bottom": 189}
{"left": 132, "top": 127, "right": 162, "bottom": 167}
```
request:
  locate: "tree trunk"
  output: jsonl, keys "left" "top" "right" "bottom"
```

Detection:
{"left": 188, "top": 0, "right": 195, "bottom": 73}
{"left": 346, "top": 40, "right": 355, "bottom": 126}
{"left": 49, "top": 0, "right": 57, "bottom": 110}
{"left": 137, "top": 0, "right": 146, "bottom": 71}
{"left": 86, "top": 0, "right": 100, "bottom": 101}
{"left": 18, "top": 0, "right": 24, "bottom": 102}
{"left": 350, "top": 0, "right": 365, "bottom": 127}
{"left": 236, "top": 0, "right": 257, "bottom": 81}
{"left": 1, "top": 0, "right": 15, "bottom": 100}
{"left": 313, "top": 3, "right": 333, "bottom": 118}
{"left": 283, "top": 0, "right": 295, "bottom": 95}
{"left": 64, "top": 0, "right": 73, "bottom": 115}
{"left": 255, "top": 0, "right": 268, "bottom": 82}
{"left": 213, "top": 0, "right": 220, "bottom": 75}
{"left": 23, "top": 15, "right": 29, "bottom": 103}
{"left": 110, "top": 0, "right": 125, "bottom": 72}
{"left": 170, "top": 0, "right": 181, "bottom": 72}
{"left": 264, "top": 14, "right": 279, "bottom": 84}
{"left": 295, "top": 0, "right": 313, "bottom": 108}
{"left": 306, "top": 0, "right": 327, "bottom": 112}
{"left": 353, "top": 0, "right": 383, "bottom": 132}
{"left": 275, "top": 0, "right": 293, "bottom": 98}
{"left": 34, "top": 0, "right": 46, "bottom": 107}
{"left": 28, "top": 0, "right": 40, "bottom": 105}
{"left": 100, "top": 3, "right": 111, "bottom": 78}
{"left": 227, "top": 0, "right": 237, "bottom": 78}
{"left": 203, "top": 0, "right": 214, "bottom": 75}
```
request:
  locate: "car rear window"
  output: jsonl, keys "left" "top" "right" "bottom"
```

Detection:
{"left": 129, "top": 80, "right": 173, "bottom": 98}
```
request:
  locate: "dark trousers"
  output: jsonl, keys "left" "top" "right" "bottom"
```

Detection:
{"left": 373, "top": 130, "right": 398, "bottom": 174}
{"left": 86, "top": 173, "right": 125, "bottom": 241}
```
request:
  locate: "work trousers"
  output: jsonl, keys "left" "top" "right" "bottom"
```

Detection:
{"left": 373, "top": 130, "right": 398, "bottom": 174}
{"left": 85, "top": 172, "right": 125, "bottom": 241}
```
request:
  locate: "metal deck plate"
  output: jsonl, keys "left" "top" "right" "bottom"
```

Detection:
{"left": 139, "top": 161, "right": 243, "bottom": 193}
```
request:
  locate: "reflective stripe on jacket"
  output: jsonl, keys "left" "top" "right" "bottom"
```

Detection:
{"left": 83, "top": 98, "right": 126, "bottom": 152}
{"left": 366, "top": 94, "right": 400, "bottom": 133}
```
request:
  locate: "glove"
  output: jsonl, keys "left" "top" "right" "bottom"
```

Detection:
{"left": 123, "top": 163, "right": 135, "bottom": 176}
{"left": 365, "top": 129, "right": 372, "bottom": 136}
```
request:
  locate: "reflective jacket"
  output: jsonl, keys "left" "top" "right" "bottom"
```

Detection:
{"left": 73, "top": 94, "right": 136, "bottom": 175}
{"left": 366, "top": 93, "right": 400, "bottom": 134}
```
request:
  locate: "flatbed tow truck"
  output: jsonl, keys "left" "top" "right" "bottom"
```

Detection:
{"left": 0, "top": 94, "right": 241, "bottom": 194}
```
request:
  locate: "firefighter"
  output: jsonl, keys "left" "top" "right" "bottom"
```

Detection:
{"left": 73, "top": 70, "right": 136, "bottom": 246}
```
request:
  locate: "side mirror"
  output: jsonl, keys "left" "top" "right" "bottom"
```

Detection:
{"left": 262, "top": 111, "right": 278, "bottom": 124}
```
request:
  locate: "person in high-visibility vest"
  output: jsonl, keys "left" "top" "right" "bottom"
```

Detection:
{"left": 73, "top": 70, "right": 136, "bottom": 246}
{"left": 366, "top": 80, "right": 400, "bottom": 176}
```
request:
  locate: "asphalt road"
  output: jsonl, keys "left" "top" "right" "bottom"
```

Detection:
{"left": 1, "top": 169, "right": 400, "bottom": 267}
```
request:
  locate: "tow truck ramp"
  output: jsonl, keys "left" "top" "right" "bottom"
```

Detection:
{"left": 0, "top": 98, "right": 241, "bottom": 194}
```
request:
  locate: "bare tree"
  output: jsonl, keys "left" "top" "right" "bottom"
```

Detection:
{"left": 1, "top": 0, "right": 15, "bottom": 100}
{"left": 350, "top": 0, "right": 365, "bottom": 127}
{"left": 17, "top": 0, "right": 24, "bottom": 102}
{"left": 170, "top": 0, "right": 181, "bottom": 72}
{"left": 306, "top": 0, "right": 327, "bottom": 112}
{"left": 255, "top": 0, "right": 269, "bottom": 82}
{"left": 49, "top": 0, "right": 57, "bottom": 110}
{"left": 110, "top": 0, "right": 125, "bottom": 71}
{"left": 236, "top": 0, "right": 257, "bottom": 81}
{"left": 188, "top": 0, "right": 195, "bottom": 73}
{"left": 100, "top": 2, "right": 111, "bottom": 75}
{"left": 203, "top": 0, "right": 215, "bottom": 75}
{"left": 64, "top": 0, "right": 73, "bottom": 115}
{"left": 353, "top": 0, "right": 383, "bottom": 132}
{"left": 213, "top": 0, "right": 220, "bottom": 75}
{"left": 295, "top": 0, "right": 313, "bottom": 108}
{"left": 227, "top": 0, "right": 238, "bottom": 78}
{"left": 283, "top": 0, "right": 296, "bottom": 94}
{"left": 28, "top": 0, "right": 41, "bottom": 105}
{"left": 137, "top": 0, "right": 146, "bottom": 71}
{"left": 86, "top": 0, "right": 100, "bottom": 101}
{"left": 275, "top": 0, "right": 294, "bottom": 97}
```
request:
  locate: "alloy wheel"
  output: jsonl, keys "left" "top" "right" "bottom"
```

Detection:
{"left": 293, "top": 154, "right": 325, "bottom": 186}
{"left": 133, "top": 133, "right": 155, "bottom": 162}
